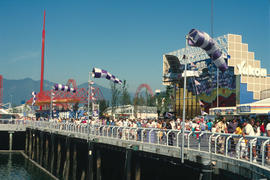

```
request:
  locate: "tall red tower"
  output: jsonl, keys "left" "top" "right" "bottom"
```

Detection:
{"left": 0, "top": 75, "right": 3, "bottom": 105}
{"left": 39, "top": 10, "right": 46, "bottom": 110}
{"left": 40, "top": 10, "right": 46, "bottom": 94}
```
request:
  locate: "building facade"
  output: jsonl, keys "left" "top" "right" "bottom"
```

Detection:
{"left": 163, "top": 34, "right": 269, "bottom": 118}
{"left": 104, "top": 105, "right": 158, "bottom": 119}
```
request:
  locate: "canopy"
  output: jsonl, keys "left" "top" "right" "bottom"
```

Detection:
{"left": 236, "top": 98, "right": 270, "bottom": 115}
{"left": 209, "top": 106, "right": 237, "bottom": 116}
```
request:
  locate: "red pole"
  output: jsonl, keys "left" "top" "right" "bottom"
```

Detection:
{"left": 40, "top": 10, "right": 46, "bottom": 110}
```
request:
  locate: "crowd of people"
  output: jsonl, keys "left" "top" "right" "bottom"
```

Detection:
{"left": 20, "top": 115, "right": 270, "bottom": 163}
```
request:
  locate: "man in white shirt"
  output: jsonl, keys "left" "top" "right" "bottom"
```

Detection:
{"left": 243, "top": 119, "right": 256, "bottom": 162}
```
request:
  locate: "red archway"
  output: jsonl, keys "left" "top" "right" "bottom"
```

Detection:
{"left": 135, "top": 83, "right": 154, "bottom": 98}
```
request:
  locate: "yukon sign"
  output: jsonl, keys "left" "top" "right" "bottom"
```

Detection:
{"left": 237, "top": 61, "right": 267, "bottom": 77}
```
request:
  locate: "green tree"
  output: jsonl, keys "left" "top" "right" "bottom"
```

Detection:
{"left": 99, "top": 99, "right": 108, "bottom": 117}
{"left": 110, "top": 82, "right": 120, "bottom": 117}
{"left": 121, "top": 80, "right": 131, "bottom": 105}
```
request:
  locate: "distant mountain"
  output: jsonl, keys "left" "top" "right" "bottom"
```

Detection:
{"left": 2, "top": 78, "right": 113, "bottom": 105}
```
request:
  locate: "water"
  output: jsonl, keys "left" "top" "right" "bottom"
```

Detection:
{"left": 0, "top": 153, "right": 54, "bottom": 180}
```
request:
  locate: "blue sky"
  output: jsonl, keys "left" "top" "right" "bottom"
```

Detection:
{"left": 0, "top": 0, "right": 269, "bottom": 93}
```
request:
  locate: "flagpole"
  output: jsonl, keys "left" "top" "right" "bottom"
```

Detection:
{"left": 50, "top": 90, "right": 52, "bottom": 120}
{"left": 88, "top": 72, "right": 91, "bottom": 121}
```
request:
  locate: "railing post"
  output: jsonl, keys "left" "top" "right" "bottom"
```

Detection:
{"left": 209, "top": 134, "right": 215, "bottom": 153}
{"left": 214, "top": 135, "right": 221, "bottom": 154}
{"left": 262, "top": 139, "right": 270, "bottom": 166}
{"left": 141, "top": 129, "right": 145, "bottom": 143}
{"left": 187, "top": 131, "right": 193, "bottom": 149}
{"left": 249, "top": 138, "right": 257, "bottom": 163}
{"left": 176, "top": 131, "right": 181, "bottom": 147}
{"left": 236, "top": 137, "right": 244, "bottom": 159}
{"left": 198, "top": 132, "right": 205, "bottom": 151}
{"left": 167, "top": 130, "right": 172, "bottom": 146}
{"left": 225, "top": 135, "right": 232, "bottom": 157}
{"left": 149, "top": 129, "right": 154, "bottom": 143}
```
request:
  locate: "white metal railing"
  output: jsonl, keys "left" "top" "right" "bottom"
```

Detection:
{"left": 2, "top": 119, "right": 270, "bottom": 169}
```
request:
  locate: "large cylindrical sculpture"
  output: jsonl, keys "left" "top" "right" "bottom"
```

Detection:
{"left": 187, "top": 29, "right": 228, "bottom": 71}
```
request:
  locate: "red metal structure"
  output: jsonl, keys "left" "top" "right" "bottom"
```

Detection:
{"left": 40, "top": 10, "right": 45, "bottom": 93}
{"left": 27, "top": 79, "right": 104, "bottom": 108}
{"left": 0, "top": 75, "right": 2, "bottom": 105}
{"left": 135, "top": 83, "right": 154, "bottom": 98}
{"left": 26, "top": 11, "right": 104, "bottom": 109}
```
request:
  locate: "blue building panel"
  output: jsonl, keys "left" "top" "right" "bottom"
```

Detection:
{"left": 240, "top": 83, "right": 256, "bottom": 104}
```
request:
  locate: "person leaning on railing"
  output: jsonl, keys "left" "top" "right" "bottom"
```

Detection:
{"left": 242, "top": 118, "right": 257, "bottom": 162}
{"left": 215, "top": 117, "right": 228, "bottom": 154}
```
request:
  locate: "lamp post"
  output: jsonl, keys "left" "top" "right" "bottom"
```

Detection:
{"left": 181, "top": 36, "right": 188, "bottom": 164}
{"left": 50, "top": 90, "right": 53, "bottom": 120}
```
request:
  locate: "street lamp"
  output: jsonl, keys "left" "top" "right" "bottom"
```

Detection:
{"left": 181, "top": 35, "right": 188, "bottom": 164}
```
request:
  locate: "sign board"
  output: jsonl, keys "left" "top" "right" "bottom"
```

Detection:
{"left": 237, "top": 106, "right": 251, "bottom": 113}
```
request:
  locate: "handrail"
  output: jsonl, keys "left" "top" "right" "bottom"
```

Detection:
{"left": 3, "top": 119, "right": 270, "bottom": 170}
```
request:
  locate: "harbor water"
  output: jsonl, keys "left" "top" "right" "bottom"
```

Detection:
{"left": 0, "top": 153, "right": 54, "bottom": 180}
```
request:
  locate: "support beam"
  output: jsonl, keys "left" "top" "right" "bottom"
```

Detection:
{"left": 96, "top": 149, "right": 102, "bottom": 180}
{"left": 73, "top": 143, "right": 77, "bottom": 180}
{"left": 87, "top": 141, "right": 94, "bottom": 180}
{"left": 40, "top": 132, "right": 44, "bottom": 167}
{"left": 56, "top": 137, "right": 62, "bottom": 176}
{"left": 135, "top": 159, "right": 141, "bottom": 180}
{"left": 25, "top": 130, "right": 29, "bottom": 155}
{"left": 9, "top": 132, "right": 13, "bottom": 151}
{"left": 32, "top": 132, "right": 36, "bottom": 160}
{"left": 63, "top": 137, "right": 70, "bottom": 180}
{"left": 50, "top": 134, "right": 55, "bottom": 174}
{"left": 123, "top": 148, "right": 132, "bottom": 180}
{"left": 36, "top": 134, "right": 40, "bottom": 163}
{"left": 29, "top": 130, "right": 32, "bottom": 158}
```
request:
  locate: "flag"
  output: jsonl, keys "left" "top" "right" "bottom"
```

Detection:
{"left": 194, "top": 80, "right": 200, "bottom": 86}
{"left": 199, "top": 100, "right": 204, "bottom": 106}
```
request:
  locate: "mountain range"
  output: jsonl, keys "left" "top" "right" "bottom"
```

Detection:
{"left": 2, "top": 78, "right": 115, "bottom": 105}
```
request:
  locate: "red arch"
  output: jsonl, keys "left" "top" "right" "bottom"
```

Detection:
{"left": 135, "top": 84, "right": 154, "bottom": 98}
{"left": 66, "top": 79, "right": 77, "bottom": 89}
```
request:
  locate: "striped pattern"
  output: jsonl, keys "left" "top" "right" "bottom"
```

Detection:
{"left": 54, "top": 84, "right": 76, "bottom": 93}
{"left": 31, "top": 91, "right": 36, "bottom": 106}
{"left": 187, "top": 29, "right": 228, "bottom": 71}
{"left": 92, "top": 68, "right": 122, "bottom": 84}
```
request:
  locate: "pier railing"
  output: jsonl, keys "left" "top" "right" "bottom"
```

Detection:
{"left": 1, "top": 119, "right": 270, "bottom": 168}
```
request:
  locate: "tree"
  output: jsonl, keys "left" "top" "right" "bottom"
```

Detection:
{"left": 121, "top": 80, "right": 131, "bottom": 105}
{"left": 110, "top": 82, "right": 120, "bottom": 117}
{"left": 99, "top": 99, "right": 108, "bottom": 117}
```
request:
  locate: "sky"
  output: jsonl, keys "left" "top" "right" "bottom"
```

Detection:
{"left": 0, "top": 0, "right": 269, "bottom": 93}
